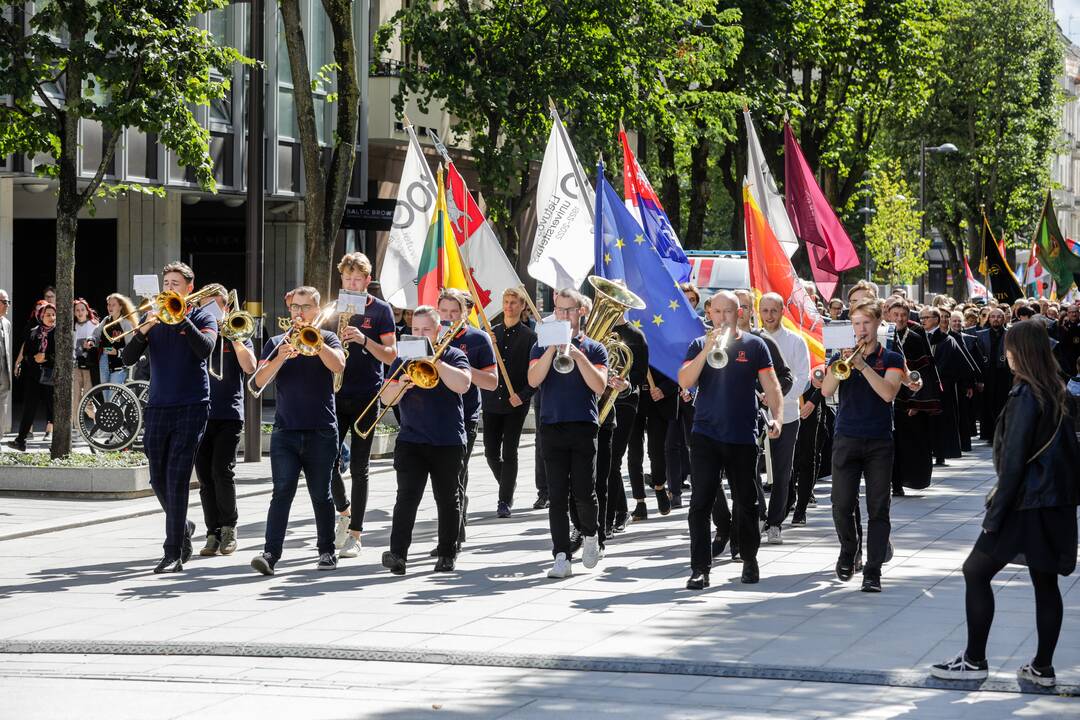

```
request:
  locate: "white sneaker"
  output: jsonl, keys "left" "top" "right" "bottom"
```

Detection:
{"left": 547, "top": 552, "right": 572, "bottom": 578}
{"left": 581, "top": 534, "right": 602, "bottom": 569}
{"left": 334, "top": 514, "right": 351, "bottom": 549}
{"left": 767, "top": 526, "right": 783, "bottom": 545}
{"left": 339, "top": 535, "right": 362, "bottom": 558}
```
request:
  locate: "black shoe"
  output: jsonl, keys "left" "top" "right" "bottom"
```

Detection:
{"left": 317, "top": 552, "right": 338, "bottom": 571}
{"left": 861, "top": 575, "right": 882, "bottom": 593}
{"left": 434, "top": 556, "right": 455, "bottom": 572}
{"left": 655, "top": 487, "right": 671, "bottom": 516}
{"left": 686, "top": 572, "right": 710, "bottom": 590}
{"left": 808, "top": 494, "right": 817, "bottom": 507}
{"left": 836, "top": 558, "right": 854, "bottom": 582}
{"left": 892, "top": 487, "right": 906, "bottom": 497}
{"left": 741, "top": 560, "right": 760, "bottom": 584}
{"left": 935, "top": 458, "right": 946, "bottom": 467}
{"left": 153, "top": 556, "right": 183, "bottom": 574}
{"left": 710, "top": 532, "right": 729, "bottom": 559}
{"left": 532, "top": 494, "right": 550, "bottom": 510}
{"left": 630, "top": 502, "right": 648, "bottom": 522}
{"left": 180, "top": 520, "right": 195, "bottom": 563}
{"left": 669, "top": 493, "right": 683, "bottom": 509}
{"left": 497, "top": 501, "right": 511, "bottom": 519}
{"left": 250, "top": 552, "right": 276, "bottom": 576}
{"left": 791, "top": 513, "right": 807, "bottom": 526}
{"left": 5, "top": 439, "right": 26, "bottom": 452}
{"left": 612, "top": 512, "right": 628, "bottom": 533}
{"left": 731, "top": 547, "right": 742, "bottom": 563}
{"left": 382, "top": 551, "right": 407, "bottom": 575}
{"left": 429, "top": 542, "right": 461, "bottom": 558}
{"left": 569, "top": 528, "right": 583, "bottom": 554}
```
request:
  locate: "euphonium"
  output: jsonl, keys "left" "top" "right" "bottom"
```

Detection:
{"left": 831, "top": 343, "right": 865, "bottom": 381}
{"left": 597, "top": 336, "right": 633, "bottom": 424}
{"left": 706, "top": 328, "right": 732, "bottom": 369}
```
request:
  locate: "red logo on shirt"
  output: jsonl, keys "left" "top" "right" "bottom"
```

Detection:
{"left": 362, "top": 318, "right": 373, "bottom": 329}
{"left": 735, "top": 350, "right": 748, "bottom": 363}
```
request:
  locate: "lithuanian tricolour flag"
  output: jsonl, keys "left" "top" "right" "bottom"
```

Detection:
{"left": 416, "top": 166, "right": 471, "bottom": 308}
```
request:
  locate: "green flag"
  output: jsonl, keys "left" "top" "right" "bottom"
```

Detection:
{"left": 981, "top": 214, "right": 1023, "bottom": 304}
{"left": 1033, "top": 191, "right": 1080, "bottom": 286}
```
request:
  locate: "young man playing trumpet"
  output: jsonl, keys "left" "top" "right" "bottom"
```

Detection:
{"left": 249, "top": 287, "right": 346, "bottom": 575}
{"left": 820, "top": 298, "right": 903, "bottom": 593}
{"left": 329, "top": 252, "right": 398, "bottom": 559}
{"left": 195, "top": 287, "right": 257, "bottom": 557}
{"left": 528, "top": 289, "right": 608, "bottom": 579}
{"left": 379, "top": 306, "right": 472, "bottom": 575}
{"left": 121, "top": 262, "right": 219, "bottom": 573}
{"left": 679, "top": 291, "right": 783, "bottom": 589}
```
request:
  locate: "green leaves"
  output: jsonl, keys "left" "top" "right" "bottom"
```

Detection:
{"left": 864, "top": 159, "right": 929, "bottom": 284}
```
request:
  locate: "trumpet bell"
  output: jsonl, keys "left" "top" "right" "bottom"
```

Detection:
{"left": 552, "top": 349, "right": 576, "bottom": 374}
{"left": 293, "top": 325, "right": 324, "bottom": 356}
{"left": 706, "top": 349, "right": 729, "bottom": 369}
{"left": 157, "top": 291, "right": 187, "bottom": 324}
{"left": 831, "top": 360, "right": 852, "bottom": 380}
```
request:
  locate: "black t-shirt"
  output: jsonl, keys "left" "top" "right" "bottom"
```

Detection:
{"left": 834, "top": 345, "right": 904, "bottom": 440}
{"left": 529, "top": 337, "right": 608, "bottom": 425}
{"left": 481, "top": 321, "right": 537, "bottom": 414}
{"left": 684, "top": 332, "right": 772, "bottom": 445}
{"left": 209, "top": 338, "right": 254, "bottom": 421}
{"left": 448, "top": 325, "right": 496, "bottom": 424}
{"left": 390, "top": 346, "right": 471, "bottom": 446}
{"left": 337, "top": 295, "right": 397, "bottom": 400}
{"left": 261, "top": 330, "right": 341, "bottom": 430}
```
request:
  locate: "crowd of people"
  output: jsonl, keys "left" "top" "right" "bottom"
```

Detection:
{"left": 1, "top": 260, "right": 1078, "bottom": 688}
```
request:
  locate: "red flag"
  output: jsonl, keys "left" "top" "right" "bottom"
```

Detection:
{"left": 745, "top": 185, "right": 825, "bottom": 363}
{"left": 783, "top": 123, "right": 860, "bottom": 301}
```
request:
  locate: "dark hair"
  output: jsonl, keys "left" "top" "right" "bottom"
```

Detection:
{"left": 73, "top": 298, "right": 100, "bottom": 323}
{"left": 1015, "top": 305, "right": 1036, "bottom": 319}
{"left": 1004, "top": 320, "right": 1067, "bottom": 419}
{"left": 161, "top": 261, "right": 195, "bottom": 282}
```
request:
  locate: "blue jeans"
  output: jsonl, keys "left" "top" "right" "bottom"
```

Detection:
{"left": 264, "top": 427, "right": 338, "bottom": 559}
{"left": 98, "top": 355, "right": 128, "bottom": 386}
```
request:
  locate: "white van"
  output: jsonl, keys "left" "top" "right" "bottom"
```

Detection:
{"left": 686, "top": 251, "right": 750, "bottom": 312}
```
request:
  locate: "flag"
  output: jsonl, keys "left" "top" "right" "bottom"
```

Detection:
{"left": 744, "top": 185, "right": 826, "bottom": 363}
{"left": 980, "top": 213, "right": 1024, "bottom": 304}
{"left": 619, "top": 129, "right": 692, "bottom": 282}
{"left": 1032, "top": 191, "right": 1080, "bottom": 287}
{"left": 963, "top": 256, "right": 989, "bottom": 300}
{"left": 594, "top": 168, "right": 703, "bottom": 382}
{"left": 743, "top": 111, "right": 799, "bottom": 259}
{"left": 416, "top": 168, "right": 470, "bottom": 307}
{"left": 445, "top": 162, "right": 523, "bottom": 317}
{"left": 527, "top": 109, "right": 595, "bottom": 291}
{"left": 783, "top": 123, "right": 860, "bottom": 301}
{"left": 380, "top": 123, "right": 437, "bottom": 308}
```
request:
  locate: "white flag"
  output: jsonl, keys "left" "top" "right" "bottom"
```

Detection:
{"left": 527, "top": 112, "right": 595, "bottom": 291}
{"left": 744, "top": 110, "right": 799, "bottom": 259}
{"left": 380, "top": 124, "right": 437, "bottom": 308}
{"left": 462, "top": 221, "right": 523, "bottom": 317}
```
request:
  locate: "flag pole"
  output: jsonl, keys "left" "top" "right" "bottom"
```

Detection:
{"left": 458, "top": 239, "right": 516, "bottom": 397}
{"left": 548, "top": 97, "right": 595, "bottom": 224}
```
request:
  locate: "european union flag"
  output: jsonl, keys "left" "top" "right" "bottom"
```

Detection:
{"left": 638, "top": 192, "right": 692, "bottom": 283}
{"left": 594, "top": 166, "right": 704, "bottom": 382}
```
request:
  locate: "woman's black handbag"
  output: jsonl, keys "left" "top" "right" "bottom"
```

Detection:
{"left": 38, "top": 366, "right": 55, "bottom": 386}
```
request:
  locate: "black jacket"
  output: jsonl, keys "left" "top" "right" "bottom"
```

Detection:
{"left": 986, "top": 383, "right": 1080, "bottom": 532}
{"left": 481, "top": 321, "right": 537, "bottom": 414}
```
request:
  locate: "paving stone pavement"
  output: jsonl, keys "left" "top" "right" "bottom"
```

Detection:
{"left": 0, "top": 437, "right": 1078, "bottom": 718}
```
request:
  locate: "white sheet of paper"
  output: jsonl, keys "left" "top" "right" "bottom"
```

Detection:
{"left": 822, "top": 322, "right": 856, "bottom": 350}
{"left": 202, "top": 301, "right": 224, "bottom": 324}
{"left": 337, "top": 291, "right": 368, "bottom": 316}
{"left": 537, "top": 320, "right": 572, "bottom": 348}
{"left": 397, "top": 337, "right": 432, "bottom": 361}
{"left": 133, "top": 275, "right": 159, "bottom": 298}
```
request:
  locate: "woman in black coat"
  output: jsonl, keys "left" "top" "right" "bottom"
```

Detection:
{"left": 6, "top": 303, "right": 57, "bottom": 451}
{"left": 931, "top": 320, "right": 1080, "bottom": 687}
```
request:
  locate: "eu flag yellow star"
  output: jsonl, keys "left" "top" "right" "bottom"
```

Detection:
{"left": 668, "top": 299, "right": 679, "bottom": 310}
{"left": 652, "top": 314, "right": 664, "bottom": 326}
{"left": 631, "top": 319, "right": 643, "bottom": 329}
{"left": 604, "top": 252, "right": 612, "bottom": 264}
{"left": 634, "top": 234, "right": 646, "bottom": 245}
{"left": 615, "top": 238, "right": 625, "bottom": 249}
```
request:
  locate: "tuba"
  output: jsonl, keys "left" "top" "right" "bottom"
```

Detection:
{"left": 584, "top": 276, "right": 646, "bottom": 423}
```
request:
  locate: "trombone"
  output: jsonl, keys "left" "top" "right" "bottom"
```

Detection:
{"left": 246, "top": 303, "right": 337, "bottom": 397}
{"left": 100, "top": 285, "right": 223, "bottom": 341}
{"left": 209, "top": 289, "right": 258, "bottom": 380}
{"left": 353, "top": 317, "right": 467, "bottom": 439}
{"left": 830, "top": 343, "right": 865, "bottom": 380}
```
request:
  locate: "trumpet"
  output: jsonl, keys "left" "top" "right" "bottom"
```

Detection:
{"left": 246, "top": 303, "right": 337, "bottom": 397}
{"left": 706, "top": 328, "right": 732, "bottom": 369}
{"left": 831, "top": 343, "right": 865, "bottom": 380}
{"left": 353, "top": 318, "right": 467, "bottom": 439}
{"left": 100, "top": 285, "right": 223, "bottom": 341}
{"left": 552, "top": 343, "right": 576, "bottom": 374}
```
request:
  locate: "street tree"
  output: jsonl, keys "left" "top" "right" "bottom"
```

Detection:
{"left": 863, "top": 161, "right": 928, "bottom": 285}
{"left": 0, "top": 0, "right": 245, "bottom": 458}
{"left": 278, "top": 0, "right": 360, "bottom": 299}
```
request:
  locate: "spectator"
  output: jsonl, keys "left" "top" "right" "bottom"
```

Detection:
{"left": 6, "top": 303, "right": 57, "bottom": 451}
{"left": 0, "top": 290, "right": 11, "bottom": 434}
{"left": 72, "top": 298, "right": 100, "bottom": 428}
{"left": 92, "top": 293, "right": 137, "bottom": 388}
{"left": 827, "top": 299, "right": 844, "bottom": 320}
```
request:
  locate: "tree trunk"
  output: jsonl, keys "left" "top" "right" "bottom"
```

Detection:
{"left": 685, "top": 129, "right": 709, "bottom": 249}
{"left": 718, "top": 142, "right": 742, "bottom": 250}
{"left": 657, "top": 137, "right": 680, "bottom": 237}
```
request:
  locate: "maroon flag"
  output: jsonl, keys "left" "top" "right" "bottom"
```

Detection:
{"left": 783, "top": 123, "right": 860, "bottom": 300}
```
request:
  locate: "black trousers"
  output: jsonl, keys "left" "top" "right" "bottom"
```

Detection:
{"left": 534, "top": 396, "right": 548, "bottom": 500}
{"left": 573, "top": 420, "right": 612, "bottom": 543}
{"left": 791, "top": 404, "right": 825, "bottom": 517}
{"left": 195, "top": 418, "right": 243, "bottom": 533}
{"left": 390, "top": 441, "right": 463, "bottom": 561}
{"left": 765, "top": 420, "right": 800, "bottom": 529}
{"left": 606, "top": 400, "right": 638, "bottom": 526}
{"left": 15, "top": 368, "right": 53, "bottom": 442}
{"left": 628, "top": 393, "right": 668, "bottom": 499}
{"left": 541, "top": 422, "right": 598, "bottom": 557}
{"left": 831, "top": 434, "right": 894, "bottom": 578}
{"left": 456, "top": 421, "right": 479, "bottom": 543}
{"left": 664, "top": 398, "right": 694, "bottom": 498}
{"left": 689, "top": 433, "right": 759, "bottom": 572}
{"left": 483, "top": 408, "right": 529, "bottom": 506}
{"left": 330, "top": 392, "right": 379, "bottom": 533}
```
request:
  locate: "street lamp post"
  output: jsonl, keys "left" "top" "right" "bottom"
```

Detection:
{"left": 918, "top": 141, "right": 958, "bottom": 300}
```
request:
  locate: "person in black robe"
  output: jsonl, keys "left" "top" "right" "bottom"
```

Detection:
{"left": 975, "top": 308, "right": 1012, "bottom": 440}
{"left": 885, "top": 298, "right": 941, "bottom": 494}
{"left": 1058, "top": 304, "right": 1080, "bottom": 376}
{"left": 924, "top": 310, "right": 975, "bottom": 464}
{"left": 949, "top": 311, "right": 982, "bottom": 452}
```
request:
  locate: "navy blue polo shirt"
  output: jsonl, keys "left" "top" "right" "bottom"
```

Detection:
{"left": 146, "top": 306, "right": 218, "bottom": 408}
{"left": 529, "top": 337, "right": 608, "bottom": 425}
{"left": 448, "top": 325, "right": 496, "bottom": 424}
{"left": 389, "top": 345, "right": 471, "bottom": 446}
{"left": 337, "top": 295, "right": 396, "bottom": 400}
{"left": 209, "top": 338, "right": 254, "bottom": 421}
{"left": 834, "top": 344, "right": 905, "bottom": 440}
{"left": 684, "top": 332, "right": 772, "bottom": 445}
{"left": 261, "top": 330, "right": 342, "bottom": 431}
